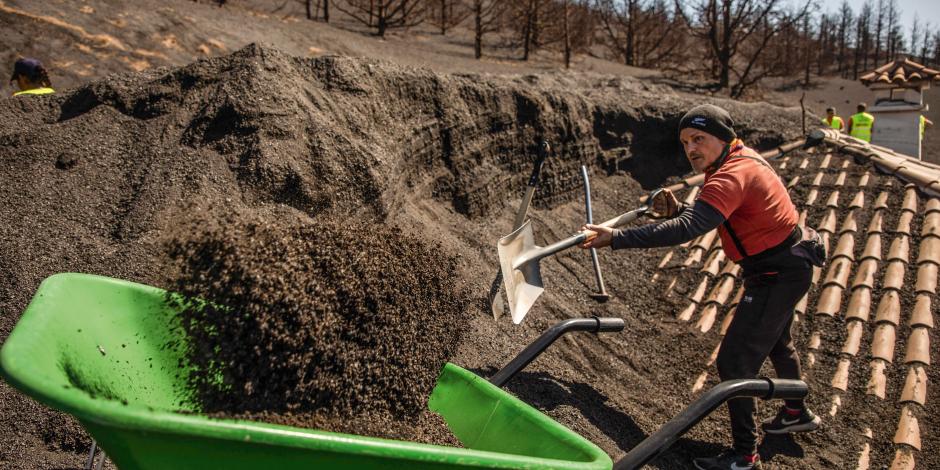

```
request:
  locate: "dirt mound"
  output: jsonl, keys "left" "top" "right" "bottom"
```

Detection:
{"left": 164, "top": 206, "right": 468, "bottom": 443}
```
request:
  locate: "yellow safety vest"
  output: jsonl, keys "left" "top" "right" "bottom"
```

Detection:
{"left": 921, "top": 115, "right": 927, "bottom": 139}
{"left": 850, "top": 112, "right": 874, "bottom": 142}
{"left": 822, "top": 116, "right": 844, "bottom": 130}
{"left": 12, "top": 87, "right": 55, "bottom": 96}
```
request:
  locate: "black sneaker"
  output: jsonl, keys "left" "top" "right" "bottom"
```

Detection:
{"left": 761, "top": 405, "right": 821, "bottom": 434}
{"left": 693, "top": 449, "right": 763, "bottom": 470}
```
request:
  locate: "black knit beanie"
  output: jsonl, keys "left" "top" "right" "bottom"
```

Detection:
{"left": 678, "top": 104, "right": 737, "bottom": 143}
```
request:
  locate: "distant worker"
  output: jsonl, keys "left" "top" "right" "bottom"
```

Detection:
{"left": 9, "top": 57, "right": 54, "bottom": 97}
{"left": 921, "top": 115, "right": 933, "bottom": 141}
{"left": 821, "top": 107, "right": 844, "bottom": 132}
{"left": 579, "top": 105, "right": 824, "bottom": 470}
{"left": 847, "top": 103, "right": 874, "bottom": 142}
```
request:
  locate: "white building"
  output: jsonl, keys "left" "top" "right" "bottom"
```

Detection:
{"left": 860, "top": 59, "right": 938, "bottom": 160}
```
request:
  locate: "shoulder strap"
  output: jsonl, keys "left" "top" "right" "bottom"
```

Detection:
{"left": 722, "top": 220, "right": 748, "bottom": 258}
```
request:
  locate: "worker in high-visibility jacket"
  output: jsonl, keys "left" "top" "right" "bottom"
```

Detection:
{"left": 821, "top": 107, "right": 844, "bottom": 131}
{"left": 847, "top": 103, "right": 874, "bottom": 142}
{"left": 921, "top": 115, "right": 933, "bottom": 140}
{"left": 9, "top": 58, "right": 55, "bottom": 97}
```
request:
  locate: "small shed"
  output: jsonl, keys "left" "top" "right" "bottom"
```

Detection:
{"left": 860, "top": 59, "right": 939, "bottom": 159}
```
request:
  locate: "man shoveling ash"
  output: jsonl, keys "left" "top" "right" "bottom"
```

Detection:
{"left": 579, "top": 105, "right": 824, "bottom": 470}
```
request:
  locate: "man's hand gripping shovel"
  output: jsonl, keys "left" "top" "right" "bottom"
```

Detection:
{"left": 497, "top": 188, "right": 665, "bottom": 324}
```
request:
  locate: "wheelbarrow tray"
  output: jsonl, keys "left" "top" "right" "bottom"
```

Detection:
{"left": 1, "top": 273, "right": 611, "bottom": 469}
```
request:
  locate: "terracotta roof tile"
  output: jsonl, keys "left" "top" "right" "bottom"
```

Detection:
{"left": 830, "top": 393, "right": 842, "bottom": 417}
{"left": 808, "top": 331, "right": 822, "bottom": 349}
{"left": 915, "top": 262, "right": 938, "bottom": 294}
{"left": 701, "top": 249, "right": 724, "bottom": 276}
{"left": 900, "top": 365, "right": 927, "bottom": 405}
{"left": 689, "top": 277, "right": 709, "bottom": 303}
{"left": 823, "top": 257, "right": 853, "bottom": 288}
{"left": 831, "top": 358, "right": 851, "bottom": 390}
{"left": 729, "top": 285, "right": 744, "bottom": 306}
{"left": 798, "top": 209, "right": 808, "bottom": 226}
{"left": 918, "top": 237, "right": 940, "bottom": 265}
{"left": 787, "top": 176, "right": 800, "bottom": 189}
{"left": 683, "top": 247, "right": 705, "bottom": 266}
{"left": 893, "top": 405, "right": 922, "bottom": 450}
{"left": 835, "top": 171, "right": 847, "bottom": 187}
{"left": 656, "top": 250, "right": 674, "bottom": 269}
{"left": 826, "top": 191, "right": 841, "bottom": 208}
{"left": 839, "top": 212, "right": 859, "bottom": 234}
{"left": 718, "top": 261, "right": 740, "bottom": 278}
{"left": 902, "top": 187, "right": 918, "bottom": 213}
{"left": 778, "top": 156, "right": 791, "bottom": 170}
{"left": 904, "top": 327, "right": 931, "bottom": 365}
{"left": 816, "top": 285, "right": 844, "bottom": 316}
{"left": 889, "top": 448, "right": 916, "bottom": 470}
{"left": 692, "top": 230, "right": 718, "bottom": 252}
{"left": 882, "top": 261, "right": 906, "bottom": 290}
{"left": 794, "top": 292, "right": 809, "bottom": 315}
{"left": 873, "top": 191, "right": 889, "bottom": 211}
{"left": 841, "top": 159, "right": 850, "bottom": 169}
{"left": 861, "top": 58, "right": 940, "bottom": 85}
{"left": 820, "top": 153, "right": 832, "bottom": 169}
{"left": 874, "top": 290, "right": 902, "bottom": 325}
{"left": 799, "top": 157, "right": 810, "bottom": 169}
{"left": 867, "top": 360, "right": 887, "bottom": 398}
{"left": 894, "top": 211, "right": 914, "bottom": 235}
{"left": 867, "top": 211, "right": 885, "bottom": 234}
{"left": 812, "top": 265, "right": 822, "bottom": 285}
{"left": 849, "top": 191, "right": 866, "bottom": 209}
{"left": 811, "top": 172, "right": 825, "bottom": 186}
{"left": 923, "top": 212, "right": 940, "bottom": 239}
{"left": 719, "top": 307, "right": 736, "bottom": 335}
{"left": 845, "top": 287, "right": 872, "bottom": 321}
{"left": 842, "top": 321, "right": 864, "bottom": 356}
{"left": 852, "top": 259, "right": 879, "bottom": 289}
{"left": 805, "top": 188, "right": 819, "bottom": 206}
{"left": 818, "top": 209, "right": 838, "bottom": 234}
{"left": 696, "top": 304, "right": 720, "bottom": 333}
{"left": 705, "top": 276, "right": 736, "bottom": 305}
{"left": 926, "top": 197, "right": 940, "bottom": 214}
{"left": 910, "top": 294, "right": 934, "bottom": 328}
{"left": 857, "top": 443, "right": 871, "bottom": 470}
{"left": 678, "top": 301, "right": 698, "bottom": 321}
{"left": 860, "top": 235, "right": 882, "bottom": 261}
{"left": 896, "top": 164, "right": 940, "bottom": 191}
{"left": 691, "top": 371, "right": 708, "bottom": 392}
{"left": 887, "top": 236, "right": 911, "bottom": 263}
{"left": 871, "top": 323, "right": 897, "bottom": 362}
{"left": 858, "top": 172, "right": 871, "bottom": 187}
{"left": 833, "top": 233, "right": 856, "bottom": 260}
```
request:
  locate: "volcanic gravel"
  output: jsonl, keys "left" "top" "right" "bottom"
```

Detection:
{"left": 165, "top": 206, "right": 469, "bottom": 444}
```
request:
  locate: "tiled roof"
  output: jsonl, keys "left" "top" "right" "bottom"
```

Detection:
{"left": 860, "top": 58, "right": 940, "bottom": 85}
{"left": 648, "top": 141, "right": 938, "bottom": 469}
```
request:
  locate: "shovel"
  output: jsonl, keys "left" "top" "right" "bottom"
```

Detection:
{"left": 498, "top": 189, "right": 662, "bottom": 324}
{"left": 488, "top": 140, "right": 551, "bottom": 320}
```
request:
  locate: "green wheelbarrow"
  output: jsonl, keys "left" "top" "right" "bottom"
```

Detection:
{"left": 0, "top": 273, "right": 612, "bottom": 470}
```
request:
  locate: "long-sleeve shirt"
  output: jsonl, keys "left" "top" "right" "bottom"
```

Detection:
{"left": 611, "top": 199, "right": 725, "bottom": 250}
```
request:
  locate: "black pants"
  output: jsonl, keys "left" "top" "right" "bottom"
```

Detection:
{"left": 717, "top": 252, "right": 812, "bottom": 454}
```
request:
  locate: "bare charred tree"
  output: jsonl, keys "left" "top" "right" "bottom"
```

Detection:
{"left": 302, "top": 0, "right": 330, "bottom": 21}
{"left": 836, "top": 1, "right": 853, "bottom": 77}
{"left": 471, "top": 0, "right": 502, "bottom": 59}
{"left": 596, "top": 0, "right": 683, "bottom": 68}
{"left": 335, "top": 0, "right": 426, "bottom": 37}
{"left": 426, "top": 0, "right": 470, "bottom": 35}
{"left": 677, "top": 0, "right": 812, "bottom": 97}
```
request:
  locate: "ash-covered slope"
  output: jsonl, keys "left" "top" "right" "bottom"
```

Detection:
{"left": 0, "top": 44, "right": 804, "bottom": 468}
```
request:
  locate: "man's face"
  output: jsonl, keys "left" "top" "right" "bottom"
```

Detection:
{"left": 827, "top": 110, "right": 835, "bottom": 118}
{"left": 680, "top": 128, "right": 727, "bottom": 173}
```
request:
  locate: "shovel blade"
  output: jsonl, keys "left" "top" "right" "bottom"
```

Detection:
{"left": 497, "top": 220, "right": 544, "bottom": 324}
